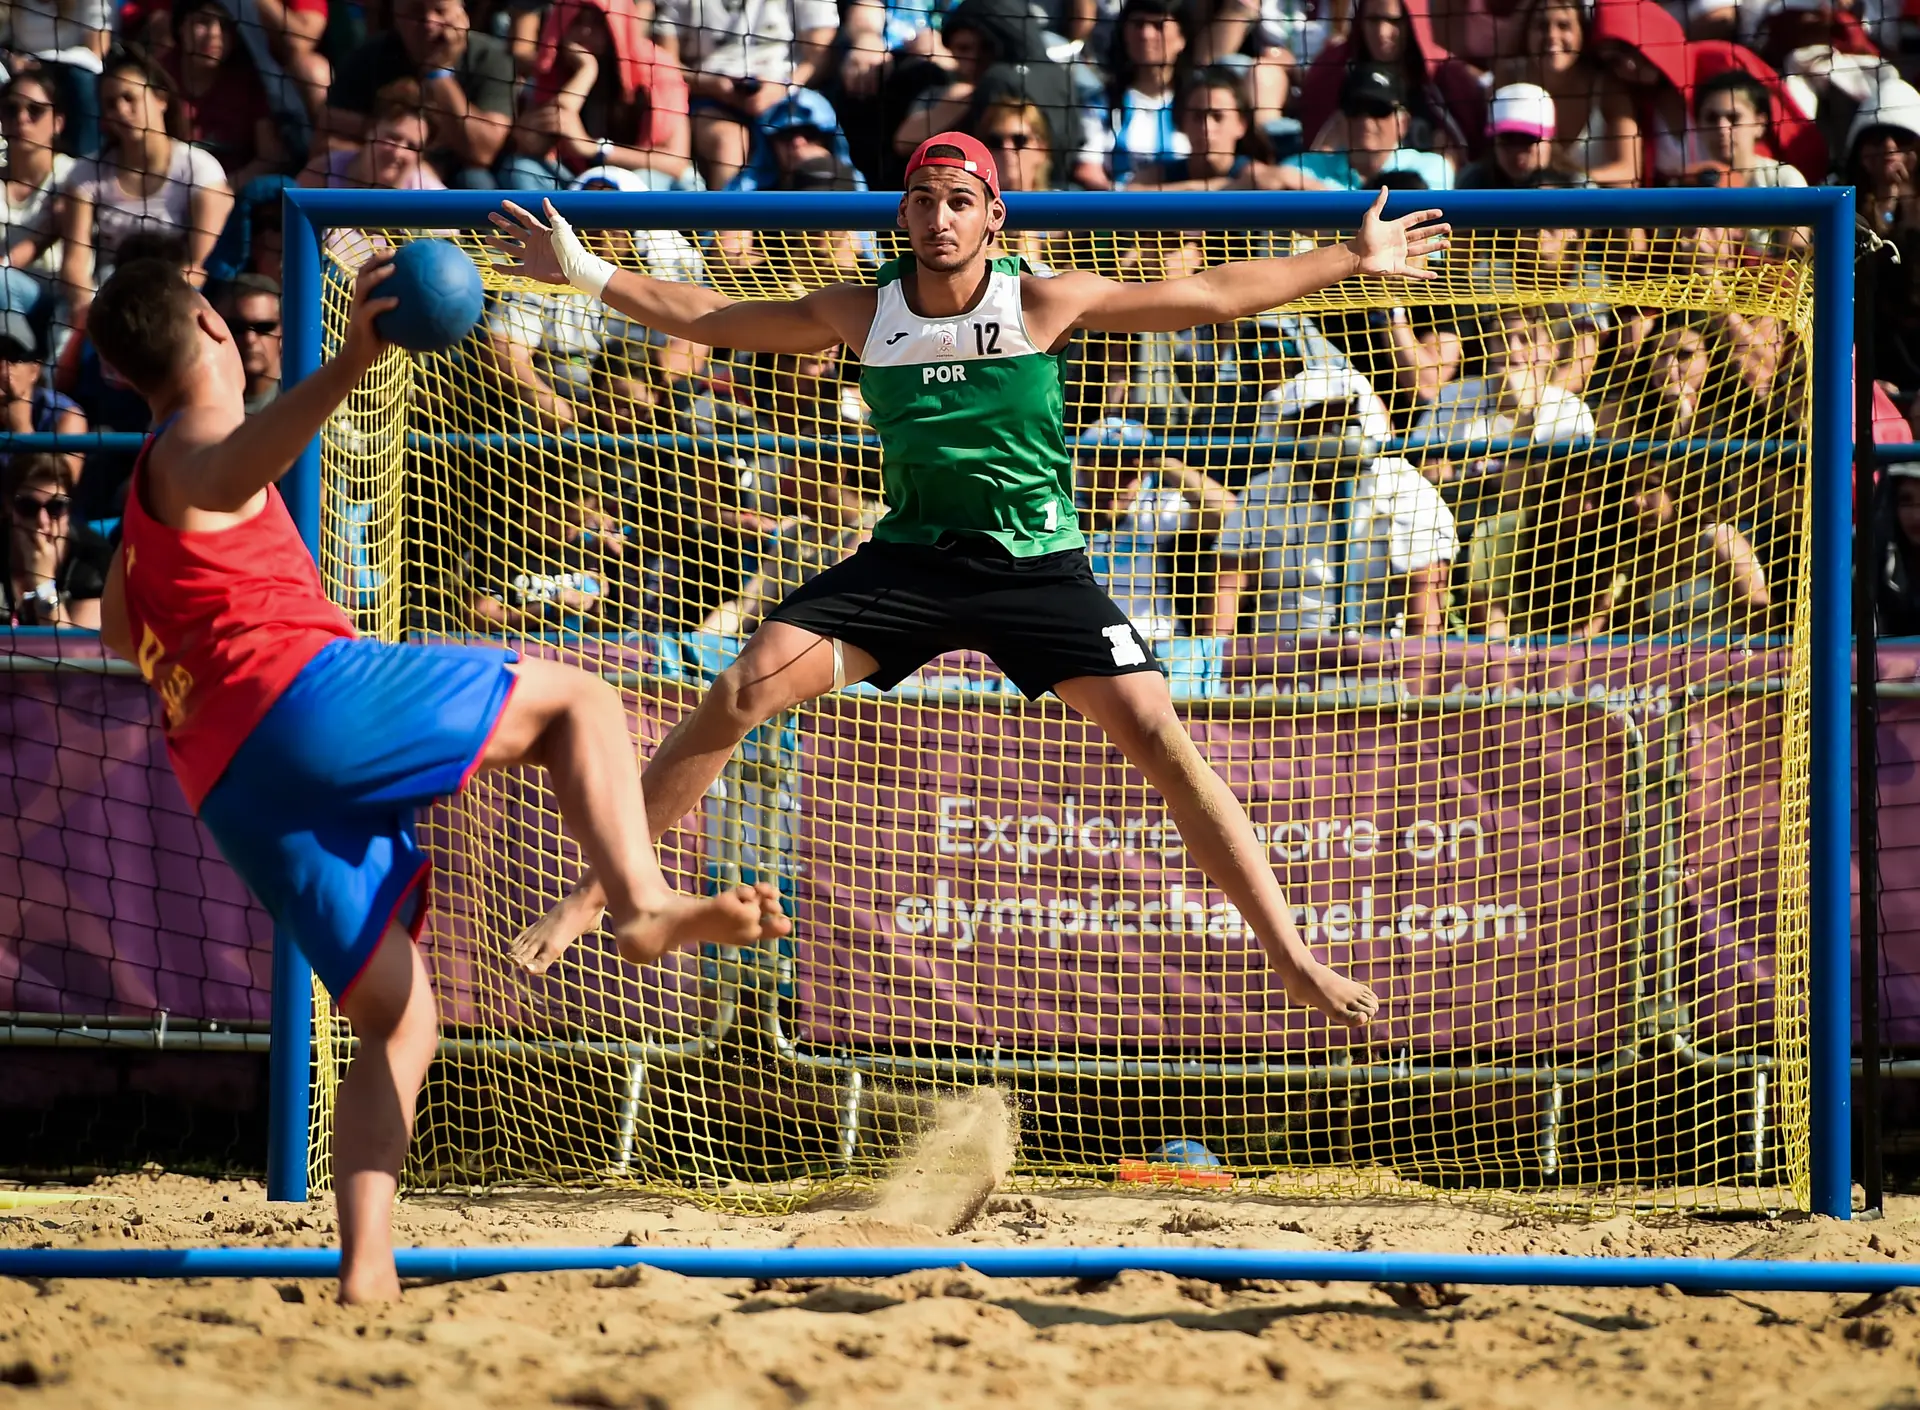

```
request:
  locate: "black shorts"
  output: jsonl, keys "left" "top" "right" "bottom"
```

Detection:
{"left": 766, "top": 537, "right": 1165, "bottom": 698}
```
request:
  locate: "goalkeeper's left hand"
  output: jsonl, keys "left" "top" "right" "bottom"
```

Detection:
{"left": 488, "top": 199, "right": 616, "bottom": 299}
{"left": 1348, "top": 187, "right": 1449, "bottom": 280}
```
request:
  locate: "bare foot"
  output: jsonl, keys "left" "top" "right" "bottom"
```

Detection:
{"left": 612, "top": 881, "right": 790, "bottom": 966}
{"left": 509, "top": 882, "right": 607, "bottom": 976}
{"left": 338, "top": 1266, "right": 402, "bottom": 1306}
{"left": 1278, "top": 955, "right": 1379, "bottom": 1027}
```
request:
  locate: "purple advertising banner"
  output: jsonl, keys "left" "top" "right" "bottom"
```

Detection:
{"left": 793, "top": 641, "right": 1790, "bottom": 1055}
{"left": 3, "top": 628, "right": 1916, "bottom": 1053}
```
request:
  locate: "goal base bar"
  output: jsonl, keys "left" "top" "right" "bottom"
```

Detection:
{"left": 3, "top": 1245, "right": 1909, "bottom": 1292}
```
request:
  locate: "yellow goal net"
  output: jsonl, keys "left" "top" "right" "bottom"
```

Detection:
{"left": 306, "top": 201, "right": 1816, "bottom": 1216}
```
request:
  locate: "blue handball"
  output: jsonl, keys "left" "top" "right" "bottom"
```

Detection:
{"left": 373, "top": 238, "right": 484, "bottom": 352}
{"left": 1154, "top": 1139, "right": 1222, "bottom": 1168}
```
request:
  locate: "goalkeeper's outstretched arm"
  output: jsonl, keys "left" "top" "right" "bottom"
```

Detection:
{"left": 1035, "top": 187, "right": 1450, "bottom": 337}
{"left": 487, "top": 199, "right": 858, "bottom": 354}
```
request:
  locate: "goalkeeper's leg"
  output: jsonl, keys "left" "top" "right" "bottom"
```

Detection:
{"left": 1052, "top": 670, "right": 1380, "bottom": 1027}
{"left": 510, "top": 624, "right": 876, "bottom": 974}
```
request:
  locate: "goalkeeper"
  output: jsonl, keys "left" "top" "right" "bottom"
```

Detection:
{"left": 488, "top": 132, "right": 1448, "bottom": 1026}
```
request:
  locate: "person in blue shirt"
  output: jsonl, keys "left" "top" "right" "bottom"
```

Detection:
{"left": 1282, "top": 62, "right": 1454, "bottom": 192}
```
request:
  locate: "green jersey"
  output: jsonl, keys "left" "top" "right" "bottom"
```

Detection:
{"left": 858, "top": 255, "right": 1080, "bottom": 557}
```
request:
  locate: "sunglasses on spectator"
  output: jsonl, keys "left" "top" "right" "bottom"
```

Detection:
{"left": 772, "top": 126, "right": 827, "bottom": 143}
{"left": 986, "top": 131, "right": 1035, "bottom": 149}
{"left": 0, "top": 100, "right": 51, "bottom": 121}
{"left": 12, "top": 491, "right": 69, "bottom": 521}
{"left": 372, "top": 134, "right": 420, "bottom": 152}
{"left": 234, "top": 318, "right": 280, "bottom": 336}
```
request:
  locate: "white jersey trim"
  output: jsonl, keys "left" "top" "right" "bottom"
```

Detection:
{"left": 861, "top": 268, "right": 1044, "bottom": 368}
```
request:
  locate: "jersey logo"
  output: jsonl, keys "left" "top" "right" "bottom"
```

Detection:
{"left": 1103, "top": 624, "right": 1147, "bottom": 667}
{"left": 885, "top": 331, "right": 909, "bottom": 346}
{"left": 932, "top": 322, "right": 958, "bottom": 357}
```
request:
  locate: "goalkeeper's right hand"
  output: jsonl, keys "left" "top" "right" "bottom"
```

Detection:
{"left": 488, "top": 198, "right": 616, "bottom": 300}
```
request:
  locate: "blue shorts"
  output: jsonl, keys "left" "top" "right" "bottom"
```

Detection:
{"left": 199, "top": 638, "right": 519, "bottom": 999}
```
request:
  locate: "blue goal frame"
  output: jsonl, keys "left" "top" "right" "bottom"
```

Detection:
{"left": 271, "top": 185, "right": 1858, "bottom": 1217}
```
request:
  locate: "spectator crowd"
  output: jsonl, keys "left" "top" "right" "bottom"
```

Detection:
{"left": 0, "top": 0, "right": 1910, "bottom": 643}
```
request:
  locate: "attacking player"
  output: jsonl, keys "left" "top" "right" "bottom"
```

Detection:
{"left": 488, "top": 133, "right": 1449, "bottom": 1026}
{"left": 88, "top": 255, "right": 787, "bottom": 1303}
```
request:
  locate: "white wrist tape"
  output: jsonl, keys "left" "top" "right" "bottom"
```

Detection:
{"left": 550, "top": 208, "right": 617, "bottom": 300}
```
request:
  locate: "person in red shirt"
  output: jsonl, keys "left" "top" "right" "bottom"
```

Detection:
{"left": 89, "top": 254, "right": 786, "bottom": 1304}
{"left": 160, "top": 0, "right": 288, "bottom": 189}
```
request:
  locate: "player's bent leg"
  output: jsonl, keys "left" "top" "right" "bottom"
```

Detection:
{"left": 1052, "top": 671, "right": 1380, "bottom": 1027}
{"left": 479, "top": 658, "right": 787, "bottom": 972}
{"left": 507, "top": 624, "right": 868, "bottom": 970}
{"left": 647, "top": 621, "right": 875, "bottom": 837}
{"left": 333, "top": 921, "right": 438, "bottom": 1305}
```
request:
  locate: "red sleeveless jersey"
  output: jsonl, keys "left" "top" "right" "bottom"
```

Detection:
{"left": 118, "top": 427, "right": 356, "bottom": 810}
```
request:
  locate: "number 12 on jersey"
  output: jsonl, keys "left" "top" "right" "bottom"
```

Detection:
{"left": 972, "top": 321, "right": 1001, "bottom": 356}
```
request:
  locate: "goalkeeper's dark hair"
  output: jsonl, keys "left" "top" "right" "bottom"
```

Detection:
{"left": 89, "top": 258, "right": 204, "bottom": 395}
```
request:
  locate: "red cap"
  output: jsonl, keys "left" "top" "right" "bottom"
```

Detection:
{"left": 903, "top": 131, "right": 1000, "bottom": 197}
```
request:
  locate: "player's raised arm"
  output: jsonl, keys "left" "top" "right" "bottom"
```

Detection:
{"left": 488, "top": 199, "right": 851, "bottom": 355}
{"left": 1037, "top": 188, "right": 1449, "bottom": 336}
{"left": 88, "top": 255, "right": 399, "bottom": 516}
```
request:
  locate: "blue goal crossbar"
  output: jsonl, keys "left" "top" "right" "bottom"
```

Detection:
{"left": 272, "top": 186, "right": 1859, "bottom": 1219}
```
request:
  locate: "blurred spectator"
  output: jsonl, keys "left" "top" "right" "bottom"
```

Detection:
{"left": 3, "top": 451, "right": 107, "bottom": 627}
{"left": 1126, "top": 65, "right": 1280, "bottom": 189}
{"left": 1076, "top": 416, "right": 1240, "bottom": 639}
{"left": 60, "top": 48, "right": 235, "bottom": 322}
{"left": 0, "top": 73, "right": 74, "bottom": 333}
{"left": 1694, "top": 67, "right": 1805, "bottom": 187}
{"left": 483, "top": 163, "right": 704, "bottom": 431}
{"left": 1849, "top": 72, "right": 1920, "bottom": 236}
{"left": 327, "top": 0, "right": 515, "bottom": 187}
{"left": 657, "top": 0, "right": 837, "bottom": 189}
{"left": 1416, "top": 306, "right": 1596, "bottom": 528}
{"left": 2, "top": 0, "right": 112, "bottom": 157}
{"left": 208, "top": 171, "right": 290, "bottom": 281}
{"left": 305, "top": 86, "right": 445, "bottom": 188}
{"left": 1585, "top": 0, "right": 1825, "bottom": 186}
{"left": 126, "top": 0, "right": 332, "bottom": 119}
{"left": 1746, "top": 0, "right": 1891, "bottom": 131}
{"left": 701, "top": 348, "right": 880, "bottom": 636}
{"left": 1466, "top": 450, "right": 1623, "bottom": 638}
{"left": 1296, "top": 0, "right": 1486, "bottom": 162}
{"left": 522, "top": 0, "right": 693, "bottom": 187}
{"left": 1168, "top": 310, "right": 1350, "bottom": 435}
{"left": 0, "top": 312, "right": 85, "bottom": 488}
{"left": 1878, "top": 469, "right": 1920, "bottom": 637}
{"left": 893, "top": 0, "right": 1110, "bottom": 190}
{"left": 1181, "top": 0, "right": 1300, "bottom": 127}
{"left": 1282, "top": 64, "right": 1455, "bottom": 189}
{"left": 1593, "top": 322, "right": 1711, "bottom": 444}
{"left": 1457, "top": 82, "right": 1561, "bottom": 187}
{"left": 1102, "top": 0, "right": 1194, "bottom": 183}
{"left": 1614, "top": 459, "right": 1771, "bottom": 636}
{"left": 981, "top": 97, "right": 1061, "bottom": 195}
{"left": 463, "top": 471, "right": 608, "bottom": 632}
{"left": 499, "top": 79, "right": 573, "bottom": 190}
{"left": 162, "top": 0, "right": 294, "bottom": 189}
{"left": 1499, "top": 0, "right": 1639, "bottom": 185}
{"left": 223, "top": 272, "right": 281, "bottom": 411}
{"left": 729, "top": 89, "right": 866, "bottom": 191}
{"left": 1218, "top": 373, "right": 1457, "bottom": 636}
